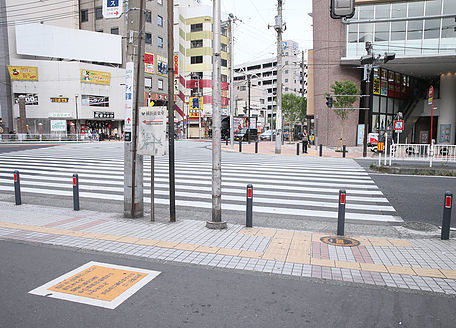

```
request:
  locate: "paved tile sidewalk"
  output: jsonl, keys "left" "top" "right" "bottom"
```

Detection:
{"left": 1, "top": 201, "right": 456, "bottom": 295}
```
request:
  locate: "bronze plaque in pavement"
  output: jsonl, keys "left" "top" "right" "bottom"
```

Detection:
{"left": 320, "top": 236, "right": 360, "bottom": 247}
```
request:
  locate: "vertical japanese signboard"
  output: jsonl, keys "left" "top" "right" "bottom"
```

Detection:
{"left": 173, "top": 54, "right": 179, "bottom": 77}
{"left": 138, "top": 107, "right": 167, "bottom": 156}
{"left": 144, "top": 53, "right": 155, "bottom": 74}
{"left": 124, "top": 62, "right": 134, "bottom": 142}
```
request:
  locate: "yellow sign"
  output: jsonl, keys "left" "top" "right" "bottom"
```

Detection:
{"left": 50, "top": 97, "right": 69, "bottom": 103}
{"left": 8, "top": 66, "right": 38, "bottom": 81}
{"left": 373, "top": 78, "right": 381, "bottom": 95}
{"left": 48, "top": 265, "right": 147, "bottom": 301}
{"left": 80, "top": 69, "right": 111, "bottom": 85}
{"left": 378, "top": 142, "right": 384, "bottom": 152}
{"left": 149, "top": 100, "right": 155, "bottom": 107}
{"left": 189, "top": 97, "right": 203, "bottom": 119}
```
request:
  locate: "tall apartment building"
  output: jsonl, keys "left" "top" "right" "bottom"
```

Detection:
{"left": 233, "top": 40, "right": 308, "bottom": 130}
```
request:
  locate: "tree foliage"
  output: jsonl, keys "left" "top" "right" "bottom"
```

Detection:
{"left": 282, "top": 93, "right": 307, "bottom": 124}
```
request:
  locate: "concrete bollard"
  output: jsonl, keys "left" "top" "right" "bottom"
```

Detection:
{"left": 246, "top": 184, "right": 253, "bottom": 227}
{"left": 337, "top": 189, "right": 346, "bottom": 236}
{"left": 73, "top": 173, "right": 80, "bottom": 211}
{"left": 14, "top": 170, "right": 21, "bottom": 205}
{"left": 441, "top": 191, "right": 453, "bottom": 240}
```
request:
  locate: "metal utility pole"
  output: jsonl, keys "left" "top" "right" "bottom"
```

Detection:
{"left": 18, "top": 96, "right": 26, "bottom": 134}
{"left": 167, "top": 0, "right": 176, "bottom": 222}
{"left": 229, "top": 15, "right": 235, "bottom": 147}
{"left": 207, "top": 0, "right": 226, "bottom": 229}
{"left": 362, "top": 41, "right": 372, "bottom": 158}
{"left": 75, "top": 95, "right": 79, "bottom": 141}
{"left": 124, "top": 0, "right": 145, "bottom": 218}
{"left": 247, "top": 74, "right": 251, "bottom": 143}
{"left": 274, "top": 0, "right": 284, "bottom": 154}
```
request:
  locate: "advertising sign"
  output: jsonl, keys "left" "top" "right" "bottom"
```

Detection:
{"left": 249, "top": 117, "right": 257, "bottom": 129}
{"left": 234, "top": 117, "right": 247, "bottom": 133}
{"left": 124, "top": 62, "right": 134, "bottom": 141}
{"left": 80, "top": 69, "right": 111, "bottom": 85}
{"left": 144, "top": 53, "right": 155, "bottom": 74}
{"left": 8, "top": 66, "right": 38, "bottom": 81}
{"left": 14, "top": 93, "right": 38, "bottom": 105}
{"left": 189, "top": 97, "right": 203, "bottom": 118}
{"left": 428, "top": 85, "right": 434, "bottom": 105}
{"left": 103, "top": 0, "right": 122, "bottom": 19}
{"left": 173, "top": 54, "right": 179, "bottom": 77}
{"left": 439, "top": 124, "right": 451, "bottom": 143}
{"left": 357, "top": 124, "right": 365, "bottom": 145}
{"left": 138, "top": 107, "right": 167, "bottom": 156}
{"left": 48, "top": 113, "right": 71, "bottom": 118}
{"left": 393, "top": 120, "right": 404, "bottom": 132}
{"left": 156, "top": 55, "right": 168, "bottom": 77}
{"left": 51, "top": 97, "right": 69, "bottom": 103}
{"left": 373, "top": 78, "right": 380, "bottom": 95}
{"left": 94, "top": 111, "right": 114, "bottom": 119}
{"left": 50, "top": 120, "right": 67, "bottom": 132}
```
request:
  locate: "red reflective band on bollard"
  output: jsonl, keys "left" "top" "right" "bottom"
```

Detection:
{"left": 445, "top": 196, "right": 452, "bottom": 208}
{"left": 14, "top": 174, "right": 17, "bottom": 182}
{"left": 248, "top": 188, "right": 253, "bottom": 199}
{"left": 73, "top": 177, "right": 77, "bottom": 186}
{"left": 340, "top": 193, "right": 346, "bottom": 205}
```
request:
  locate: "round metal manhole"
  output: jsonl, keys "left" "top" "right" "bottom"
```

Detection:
{"left": 320, "top": 236, "right": 360, "bottom": 247}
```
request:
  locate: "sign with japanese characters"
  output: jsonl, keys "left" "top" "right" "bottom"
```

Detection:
{"left": 189, "top": 97, "right": 203, "bottom": 118}
{"left": 103, "top": 0, "right": 123, "bottom": 19}
{"left": 156, "top": 55, "right": 168, "bottom": 77}
{"left": 138, "top": 107, "right": 167, "bottom": 156}
{"left": 124, "top": 62, "right": 134, "bottom": 141}
{"left": 144, "top": 53, "right": 155, "bottom": 74}
{"left": 8, "top": 66, "right": 38, "bottom": 81}
{"left": 81, "top": 69, "right": 111, "bottom": 85}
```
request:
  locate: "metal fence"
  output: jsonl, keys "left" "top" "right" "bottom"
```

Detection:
{"left": 0, "top": 134, "right": 95, "bottom": 142}
{"left": 390, "top": 143, "right": 456, "bottom": 167}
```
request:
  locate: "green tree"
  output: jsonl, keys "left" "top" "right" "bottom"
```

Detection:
{"left": 282, "top": 94, "right": 307, "bottom": 142}
{"left": 326, "top": 80, "right": 360, "bottom": 148}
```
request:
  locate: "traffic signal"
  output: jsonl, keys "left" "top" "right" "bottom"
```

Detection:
{"left": 326, "top": 96, "right": 333, "bottom": 108}
{"left": 330, "top": 0, "right": 355, "bottom": 19}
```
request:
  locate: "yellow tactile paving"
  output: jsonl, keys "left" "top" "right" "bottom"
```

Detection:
{"left": 412, "top": 267, "right": 445, "bottom": 278}
{"left": 96, "top": 234, "right": 124, "bottom": 241}
{"left": 117, "top": 236, "right": 142, "bottom": 244}
{"left": 173, "top": 242, "right": 198, "bottom": 251}
{"left": 387, "top": 239, "right": 414, "bottom": 247}
{"left": 155, "top": 241, "right": 180, "bottom": 248}
{"left": 359, "top": 263, "right": 388, "bottom": 273}
{"left": 311, "top": 258, "right": 335, "bottom": 267}
{"left": 440, "top": 269, "right": 456, "bottom": 279}
{"left": 335, "top": 260, "right": 361, "bottom": 270}
{"left": 195, "top": 245, "right": 220, "bottom": 254}
{"left": 311, "top": 233, "right": 326, "bottom": 242}
{"left": 239, "top": 250, "right": 263, "bottom": 259}
{"left": 262, "top": 253, "right": 287, "bottom": 261}
{"left": 293, "top": 231, "right": 312, "bottom": 241}
{"left": 275, "top": 230, "right": 294, "bottom": 239}
{"left": 386, "top": 265, "right": 416, "bottom": 276}
{"left": 238, "top": 228, "right": 259, "bottom": 235}
{"left": 255, "top": 228, "right": 277, "bottom": 238}
{"left": 217, "top": 248, "right": 242, "bottom": 256}
{"left": 350, "top": 236, "right": 372, "bottom": 247}
{"left": 368, "top": 238, "right": 393, "bottom": 247}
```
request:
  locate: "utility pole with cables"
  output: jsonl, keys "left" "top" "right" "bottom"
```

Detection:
{"left": 274, "top": 0, "right": 285, "bottom": 154}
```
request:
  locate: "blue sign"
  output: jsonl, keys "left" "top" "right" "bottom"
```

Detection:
{"left": 107, "top": 0, "right": 119, "bottom": 7}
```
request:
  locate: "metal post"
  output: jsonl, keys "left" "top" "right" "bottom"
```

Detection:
{"left": 441, "top": 192, "right": 453, "bottom": 240}
{"left": 255, "top": 140, "right": 258, "bottom": 153}
{"left": 274, "top": 0, "right": 284, "bottom": 154}
{"left": 167, "top": 0, "right": 176, "bottom": 222}
{"left": 246, "top": 184, "right": 253, "bottom": 227}
{"left": 297, "top": 143, "right": 300, "bottom": 155}
{"left": 206, "top": 0, "right": 226, "bottom": 229}
{"left": 342, "top": 145, "right": 346, "bottom": 158}
{"left": 384, "top": 133, "right": 388, "bottom": 166}
{"left": 239, "top": 140, "right": 242, "bottom": 152}
{"left": 229, "top": 17, "right": 235, "bottom": 148}
{"left": 73, "top": 173, "right": 79, "bottom": 211}
{"left": 378, "top": 147, "right": 382, "bottom": 166}
{"left": 337, "top": 189, "right": 346, "bottom": 236}
{"left": 151, "top": 156, "right": 154, "bottom": 222}
{"left": 247, "top": 75, "right": 251, "bottom": 144}
{"left": 13, "top": 170, "right": 21, "bottom": 205}
{"left": 319, "top": 144, "right": 323, "bottom": 157}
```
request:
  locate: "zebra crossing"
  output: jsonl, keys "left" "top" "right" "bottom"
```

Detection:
{"left": 0, "top": 143, "right": 402, "bottom": 224}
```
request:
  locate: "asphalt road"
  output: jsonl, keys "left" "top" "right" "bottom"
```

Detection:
{"left": 1, "top": 239, "right": 455, "bottom": 328}
{"left": 0, "top": 144, "right": 57, "bottom": 153}
{"left": 357, "top": 159, "right": 456, "bottom": 228}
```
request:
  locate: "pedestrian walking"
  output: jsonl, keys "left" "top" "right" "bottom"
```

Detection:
{"left": 303, "top": 130, "right": 309, "bottom": 153}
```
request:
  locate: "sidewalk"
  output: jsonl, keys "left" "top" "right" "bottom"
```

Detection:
{"left": 222, "top": 141, "right": 376, "bottom": 158}
{"left": 1, "top": 201, "right": 456, "bottom": 296}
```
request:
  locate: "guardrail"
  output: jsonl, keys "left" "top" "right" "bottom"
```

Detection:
{"left": 390, "top": 143, "right": 456, "bottom": 167}
{"left": 0, "top": 134, "right": 100, "bottom": 142}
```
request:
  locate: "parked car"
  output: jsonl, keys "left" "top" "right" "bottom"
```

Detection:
{"left": 368, "top": 132, "right": 379, "bottom": 146}
{"left": 259, "top": 130, "right": 276, "bottom": 140}
{"left": 234, "top": 128, "right": 258, "bottom": 141}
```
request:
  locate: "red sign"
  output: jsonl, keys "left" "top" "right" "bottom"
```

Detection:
{"left": 173, "top": 54, "right": 179, "bottom": 77}
{"left": 428, "top": 86, "right": 434, "bottom": 105}
{"left": 394, "top": 120, "right": 404, "bottom": 132}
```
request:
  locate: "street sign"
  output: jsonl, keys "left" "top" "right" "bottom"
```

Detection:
{"left": 393, "top": 120, "right": 404, "bottom": 132}
{"left": 138, "top": 107, "right": 167, "bottom": 156}
{"left": 124, "top": 62, "right": 134, "bottom": 142}
{"left": 189, "top": 97, "right": 203, "bottom": 118}
{"left": 428, "top": 85, "right": 434, "bottom": 105}
{"left": 103, "top": 0, "right": 122, "bottom": 19}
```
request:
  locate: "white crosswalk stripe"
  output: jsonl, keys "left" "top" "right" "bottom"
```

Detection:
{"left": 0, "top": 144, "right": 402, "bottom": 223}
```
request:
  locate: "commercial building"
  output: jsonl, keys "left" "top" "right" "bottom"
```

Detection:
{"left": 233, "top": 79, "right": 268, "bottom": 130}
{"left": 311, "top": 0, "right": 456, "bottom": 146}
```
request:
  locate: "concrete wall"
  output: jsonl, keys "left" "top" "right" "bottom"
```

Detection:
{"left": 0, "top": 0, "right": 12, "bottom": 131}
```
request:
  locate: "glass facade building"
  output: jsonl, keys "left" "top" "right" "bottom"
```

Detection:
{"left": 346, "top": 0, "right": 456, "bottom": 58}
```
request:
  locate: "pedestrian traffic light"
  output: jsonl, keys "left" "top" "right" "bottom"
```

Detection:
{"left": 326, "top": 96, "right": 333, "bottom": 108}
{"left": 330, "top": 0, "right": 355, "bottom": 19}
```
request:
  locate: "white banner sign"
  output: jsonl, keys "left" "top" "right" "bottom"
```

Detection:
{"left": 103, "top": 0, "right": 123, "bottom": 19}
{"left": 48, "top": 112, "right": 71, "bottom": 118}
{"left": 138, "top": 107, "right": 167, "bottom": 156}
{"left": 50, "top": 120, "right": 67, "bottom": 132}
{"left": 124, "top": 62, "right": 134, "bottom": 141}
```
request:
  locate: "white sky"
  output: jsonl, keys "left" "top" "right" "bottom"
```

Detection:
{"left": 201, "top": 0, "right": 314, "bottom": 65}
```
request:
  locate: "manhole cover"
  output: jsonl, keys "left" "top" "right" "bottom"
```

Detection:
{"left": 320, "top": 236, "right": 360, "bottom": 247}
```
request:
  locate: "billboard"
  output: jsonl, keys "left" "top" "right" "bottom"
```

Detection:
{"left": 189, "top": 97, "right": 203, "bottom": 119}
{"left": 14, "top": 93, "right": 38, "bottom": 105}
{"left": 144, "top": 53, "right": 155, "bottom": 74}
{"left": 80, "top": 69, "right": 111, "bottom": 85}
{"left": 173, "top": 54, "right": 179, "bottom": 77}
{"left": 8, "top": 66, "right": 38, "bottom": 81}
{"left": 50, "top": 120, "right": 67, "bottom": 132}
{"left": 156, "top": 55, "right": 168, "bottom": 77}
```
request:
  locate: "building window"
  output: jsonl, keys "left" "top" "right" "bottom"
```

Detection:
{"left": 285, "top": 79, "right": 288, "bottom": 83}
{"left": 80, "top": 9, "right": 89, "bottom": 22}
{"left": 285, "top": 70, "right": 288, "bottom": 74}
{"left": 221, "top": 43, "right": 227, "bottom": 52}
{"left": 157, "top": 0, "right": 163, "bottom": 4}
{"left": 221, "top": 59, "right": 227, "bottom": 67}
{"left": 145, "top": 10, "right": 151, "bottom": 23}
{"left": 191, "top": 56, "right": 203, "bottom": 64}
{"left": 145, "top": 33, "right": 152, "bottom": 44}
{"left": 221, "top": 74, "right": 227, "bottom": 82}
{"left": 240, "top": 86, "right": 246, "bottom": 91}
{"left": 96, "top": 29, "right": 103, "bottom": 33}
{"left": 191, "top": 23, "right": 203, "bottom": 32}
{"left": 95, "top": 7, "right": 102, "bottom": 20}
{"left": 191, "top": 40, "right": 203, "bottom": 48}
{"left": 157, "top": 15, "right": 163, "bottom": 27}
{"left": 285, "top": 61, "right": 288, "bottom": 65}
{"left": 145, "top": 77, "right": 152, "bottom": 88}
{"left": 111, "top": 27, "right": 119, "bottom": 35}
{"left": 158, "top": 79, "right": 163, "bottom": 90}
{"left": 285, "top": 87, "right": 289, "bottom": 92}
{"left": 221, "top": 27, "right": 227, "bottom": 36}
{"left": 157, "top": 36, "right": 163, "bottom": 48}
{"left": 191, "top": 72, "right": 203, "bottom": 79}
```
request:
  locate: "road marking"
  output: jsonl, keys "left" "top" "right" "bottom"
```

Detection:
{"left": 29, "top": 261, "right": 161, "bottom": 309}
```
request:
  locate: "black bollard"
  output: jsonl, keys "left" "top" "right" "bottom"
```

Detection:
{"left": 302, "top": 140, "right": 305, "bottom": 153}
{"left": 226, "top": 138, "right": 228, "bottom": 146}
{"left": 246, "top": 184, "right": 253, "bottom": 227}
{"left": 14, "top": 170, "right": 21, "bottom": 205}
{"left": 342, "top": 145, "right": 346, "bottom": 158}
{"left": 297, "top": 143, "right": 300, "bottom": 155}
{"left": 337, "top": 189, "right": 346, "bottom": 236}
{"left": 239, "top": 140, "right": 242, "bottom": 152}
{"left": 319, "top": 144, "right": 323, "bottom": 157}
{"left": 441, "top": 192, "right": 453, "bottom": 240}
{"left": 255, "top": 140, "right": 258, "bottom": 153}
{"left": 73, "top": 173, "right": 80, "bottom": 211}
